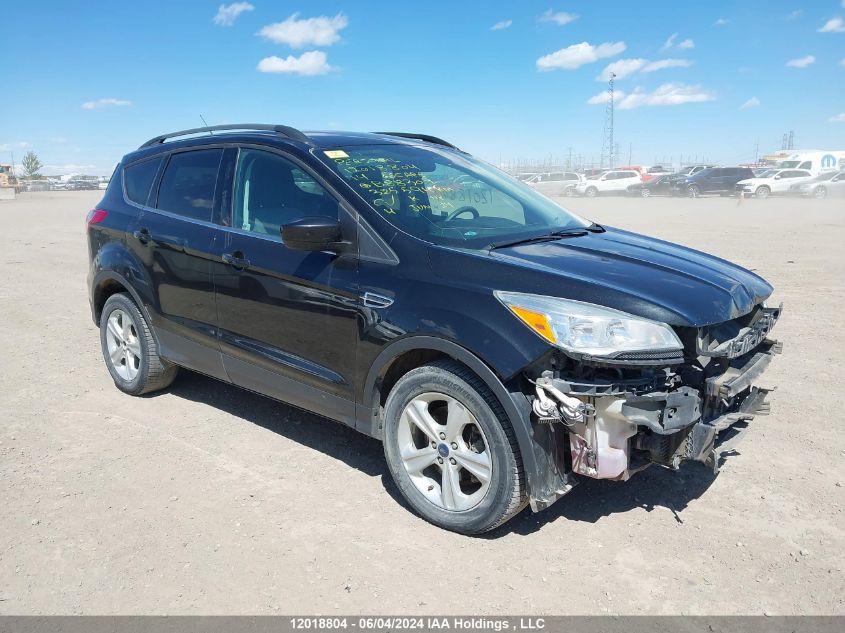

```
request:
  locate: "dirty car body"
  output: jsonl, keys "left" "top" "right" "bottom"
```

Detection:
{"left": 87, "top": 125, "right": 781, "bottom": 531}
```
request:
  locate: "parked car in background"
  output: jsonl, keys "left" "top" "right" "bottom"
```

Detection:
{"left": 627, "top": 174, "right": 674, "bottom": 197}
{"left": 98, "top": 181, "right": 110, "bottom": 190}
{"left": 581, "top": 168, "right": 605, "bottom": 179}
{"left": 675, "top": 167, "right": 755, "bottom": 197}
{"left": 735, "top": 169, "right": 814, "bottom": 198}
{"left": 524, "top": 171, "right": 584, "bottom": 196}
{"left": 646, "top": 165, "right": 672, "bottom": 175}
{"left": 662, "top": 164, "right": 717, "bottom": 188}
{"left": 574, "top": 170, "right": 641, "bottom": 197}
{"left": 788, "top": 170, "right": 845, "bottom": 198}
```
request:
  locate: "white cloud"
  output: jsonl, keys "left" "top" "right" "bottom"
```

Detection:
{"left": 617, "top": 82, "right": 715, "bottom": 109}
{"left": 213, "top": 2, "right": 254, "bottom": 27}
{"left": 491, "top": 19, "right": 512, "bottom": 31}
{"left": 818, "top": 17, "right": 845, "bottom": 33}
{"left": 50, "top": 137, "right": 68, "bottom": 144}
{"left": 714, "top": 18, "right": 729, "bottom": 26}
{"left": 784, "top": 10, "right": 803, "bottom": 20}
{"left": 643, "top": 58, "right": 693, "bottom": 72}
{"left": 596, "top": 58, "right": 692, "bottom": 81}
{"left": 537, "top": 41, "right": 626, "bottom": 71}
{"left": 829, "top": 113, "right": 845, "bottom": 122}
{"left": 44, "top": 163, "right": 99, "bottom": 174}
{"left": 258, "top": 13, "right": 348, "bottom": 48}
{"left": 587, "top": 89, "right": 626, "bottom": 105}
{"left": 740, "top": 97, "right": 761, "bottom": 110}
{"left": 539, "top": 10, "right": 578, "bottom": 26}
{"left": 257, "top": 51, "right": 334, "bottom": 76}
{"left": 678, "top": 38, "right": 695, "bottom": 49}
{"left": 786, "top": 55, "right": 816, "bottom": 68}
{"left": 597, "top": 58, "right": 647, "bottom": 81}
{"left": 840, "top": 58, "right": 845, "bottom": 66}
{"left": 662, "top": 33, "right": 677, "bottom": 49}
{"left": 81, "top": 98, "right": 131, "bottom": 109}
{"left": 0, "top": 141, "right": 30, "bottom": 151}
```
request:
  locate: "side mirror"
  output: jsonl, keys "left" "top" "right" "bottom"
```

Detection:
{"left": 774, "top": 175, "right": 781, "bottom": 180}
{"left": 281, "top": 216, "right": 343, "bottom": 252}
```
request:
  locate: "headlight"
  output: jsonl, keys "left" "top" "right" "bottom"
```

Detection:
{"left": 495, "top": 291, "right": 683, "bottom": 357}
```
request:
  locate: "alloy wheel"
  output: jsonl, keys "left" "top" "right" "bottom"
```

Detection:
{"left": 105, "top": 308, "right": 142, "bottom": 381}
{"left": 397, "top": 392, "right": 493, "bottom": 512}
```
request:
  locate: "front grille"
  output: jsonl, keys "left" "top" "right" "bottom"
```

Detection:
{"left": 613, "top": 349, "right": 685, "bottom": 362}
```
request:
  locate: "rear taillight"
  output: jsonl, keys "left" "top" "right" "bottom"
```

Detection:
{"left": 86, "top": 209, "right": 108, "bottom": 226}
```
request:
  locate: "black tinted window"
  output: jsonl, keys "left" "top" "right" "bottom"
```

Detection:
{"left": 124, "top": 157, "right": 161, "bottom": 206}
{"left": 156, "top": 149, "right": 223, "bottom": 221}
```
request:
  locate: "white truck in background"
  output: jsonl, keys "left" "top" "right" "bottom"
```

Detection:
{"left": 775, "top": 150, "right": 845, "bottom": 175}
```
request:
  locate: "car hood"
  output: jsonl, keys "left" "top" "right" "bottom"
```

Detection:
{"left": 428, "top": 227, "right": 773, "bottom": 327}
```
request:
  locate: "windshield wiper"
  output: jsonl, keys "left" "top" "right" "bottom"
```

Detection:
{"left": 487, "top": 224, "right": 602, "bottom": 251}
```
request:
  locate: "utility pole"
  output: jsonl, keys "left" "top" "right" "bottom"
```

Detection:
{"left": 754, "top": 138, "right": 759, "bottom": 165}
{"left": 600, "top": 73, "right": 616, "bottom": 170}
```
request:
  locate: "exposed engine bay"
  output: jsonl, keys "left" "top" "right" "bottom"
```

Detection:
{"left": 523, "top": 303, "right": 782, "bottom": 510}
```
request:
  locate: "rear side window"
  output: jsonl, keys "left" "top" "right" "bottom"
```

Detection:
{"left": 156, "top": 149, "right": 223, "bottom": 221}
{"left": 124, "top": 157, "right": 162, "bottom": 206}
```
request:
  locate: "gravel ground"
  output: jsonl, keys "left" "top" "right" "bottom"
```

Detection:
{"left": 0, "top": 191, "right": 843, "bottom": 615}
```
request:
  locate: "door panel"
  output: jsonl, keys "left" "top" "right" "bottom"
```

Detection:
{"left": 129, "top": 147, "right": 226, "bottom": 380}
{"left": 213, "top": 147, "right": 359, "bottom": 418}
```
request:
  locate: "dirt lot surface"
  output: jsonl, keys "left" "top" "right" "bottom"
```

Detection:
{"left": 1, "top": 191, "right": 843, "bottom": 615}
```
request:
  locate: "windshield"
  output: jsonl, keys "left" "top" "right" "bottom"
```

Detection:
{"left": 319, "top": 143, "right": 590, "bottom": 248}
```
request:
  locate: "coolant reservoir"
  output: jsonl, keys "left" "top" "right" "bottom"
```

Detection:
{"left": 570, "top": 397, "right": 637, "bottom": 479}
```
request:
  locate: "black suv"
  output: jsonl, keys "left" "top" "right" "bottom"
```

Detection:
{"left": 675, "top": 167, "right": 755, "bottom": 197}
{"left": 87, "top": 124, "right": 782, "bottom": 534}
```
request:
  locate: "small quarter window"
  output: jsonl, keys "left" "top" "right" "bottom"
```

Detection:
{"left": 123, "top": 157, "right": 162, "bottom": 206}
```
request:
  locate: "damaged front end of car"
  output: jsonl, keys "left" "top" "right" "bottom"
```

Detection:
{"left": 511, "top": 299, "right": 782, "bottom": 512}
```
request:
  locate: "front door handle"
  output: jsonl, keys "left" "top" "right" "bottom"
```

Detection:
{"left": 133, "top": 228, "right": 151, "bottom": 244}
{"left": 222, "top": 251, "right": 251, "bottom": 270}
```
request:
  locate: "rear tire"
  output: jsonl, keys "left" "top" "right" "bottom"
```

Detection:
{"left": 99, "top": 293, "right": 178, "bottom": 396}
{"left": 382, "top": 359, "right": 527, "bottom": 534}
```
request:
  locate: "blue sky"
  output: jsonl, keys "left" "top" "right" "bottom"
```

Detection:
{"left": 1, "top": 0, "right": 844, "bottom": 174}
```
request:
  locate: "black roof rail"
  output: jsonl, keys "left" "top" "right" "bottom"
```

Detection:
{"left": 375, "top": 132, "right": 459, "bottom": 150}
{"left": 139, "top": 123, "right": 312, "bottom": 149}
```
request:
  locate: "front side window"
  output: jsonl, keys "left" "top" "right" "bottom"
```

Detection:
{"left": 321, "top": 144, "right": 588, "bottom": 248}
{"left": 156, "top": 149, "right": 223, "bottom": 221}
{"left": 124, "top": 157, "right": 162, "bottom": 206}
{"left": 233, "top": 149, "right": 337, "bottom": 238}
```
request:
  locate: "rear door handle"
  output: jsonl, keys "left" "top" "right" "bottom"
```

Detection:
{"left": 133, "top": 228, "right": 151, "bottom": 244}
{"left": 222, "top": 251, "right": 250, "bottom": 270}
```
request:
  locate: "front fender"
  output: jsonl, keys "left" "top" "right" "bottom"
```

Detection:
{"left": 358, "top": 335, "right": 572, "bottom": 510}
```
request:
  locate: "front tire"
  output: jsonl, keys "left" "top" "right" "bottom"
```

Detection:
{"left": 382, "top": 360, "right": 527, "bottom": 534}
{"left": 687, "top": 184, "right": 700, "bottom": 198}
{"left": 640, "top": 187, "right": 652, "bottom": 198}
{"left": 755, "top": 185, "right": 770, "bottom": 199}
{"left": 100, "top": 293, "right": 178, "bottom": 396}
{"left": 814, "top": 186, "right": 827, "bottom": 199}
{"left": 585, "top": 186, "right": 598, "bottom": 198}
